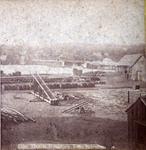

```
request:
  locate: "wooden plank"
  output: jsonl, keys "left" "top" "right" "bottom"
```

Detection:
{"left": 62, "top": 100, "right": 90, "bottom": 113}
{"left": 31, "top": 91, "right": 51, "bottom": 104}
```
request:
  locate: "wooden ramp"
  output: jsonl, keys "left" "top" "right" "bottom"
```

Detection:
{"left": 32, "top": 74, "right": 59, "bottom": 105}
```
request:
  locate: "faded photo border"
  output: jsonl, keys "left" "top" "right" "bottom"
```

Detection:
{"left": 0, "top": 0, "right": 146, "bottom": 150}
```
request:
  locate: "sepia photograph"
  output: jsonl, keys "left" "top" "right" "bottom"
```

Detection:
{"left": 0, "top": 0, "right": 146, "bottom": 150}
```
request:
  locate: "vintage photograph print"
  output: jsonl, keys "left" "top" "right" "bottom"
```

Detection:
{"left": 0, "top": 0, "right": 146, "bottom": 150}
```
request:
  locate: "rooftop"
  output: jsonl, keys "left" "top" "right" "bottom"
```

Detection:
{"left": 141, "top": 95, "right": 146, "bottom": 106}
{"left": 118, "top": 54, "right": 142, "bottom": 67}
{"left": 126, "top": 95, "right": 146, "bottom": 112}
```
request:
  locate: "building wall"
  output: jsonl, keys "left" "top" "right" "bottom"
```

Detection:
{"left": 143, "top": 57, "right": 146, "bottom": 81}
{"left": 86, "top": 62, "right": 118, "bottom": 72}
{"left": 117, "top": 66, "right": 128, "bottom": 73}
{"left": 127, "top": 99, "right": 146, "bottom": 150}
{"left": 130, "top": 56, "right": 146, "bottom": 81}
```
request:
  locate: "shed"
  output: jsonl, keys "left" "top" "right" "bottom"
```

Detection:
{"left": 126, "top": 95, "right": 146, "bottom": 150}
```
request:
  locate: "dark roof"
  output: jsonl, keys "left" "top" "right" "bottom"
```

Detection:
{"left": 126, "top": 95, "right": 146, "bottom": 112}
{"left": 141, "top": 95, "right": 146, "bottom": 106}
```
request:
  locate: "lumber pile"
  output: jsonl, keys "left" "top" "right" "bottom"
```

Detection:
{"left": 62, "top": 99, "right": 95, "bottom": 114}
{"left": 1, "top": 107, "right": 35, "bottom": 129}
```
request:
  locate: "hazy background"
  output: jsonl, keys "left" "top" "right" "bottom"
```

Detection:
{"left": 0, "top": 0, "right": 144, "bottom": 45}
{"left": 0, "top": 0, "right": 145, "bottom": 64}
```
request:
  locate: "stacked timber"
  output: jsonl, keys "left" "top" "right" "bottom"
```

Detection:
{"left": 1, "top": 75, "right": 72, "bottom": 84}
{"left": 4, "top": 82, "right": 95, "bottom": 90}
{"left": 1, "top": 107, "right": 35, "bottom": 129}
{"left": 62, "top": 99, "right": 95, "bottom": 115}
{"left": 4, "top": 84, "right": 32, "bottom": 90}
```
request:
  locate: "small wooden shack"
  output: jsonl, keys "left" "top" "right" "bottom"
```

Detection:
{"left": 126, "top": 95, "right": 146, "bottom": 150}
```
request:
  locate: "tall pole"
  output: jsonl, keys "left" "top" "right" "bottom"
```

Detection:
{"left": 128, "top": 91, "right": 130, "bottom": 103}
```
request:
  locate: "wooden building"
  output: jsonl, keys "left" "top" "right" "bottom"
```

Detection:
{"left": 85, "top": 58, "right": 118, "bottom": 72}
{"left": 126, "top": 95, "right": 146, "bottom": 150}
{"left": 118, "top": 54, "right": 146, "bottom": 81}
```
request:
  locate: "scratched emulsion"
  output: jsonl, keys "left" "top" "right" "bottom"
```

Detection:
{"left": 0, "top": 0, "right": 144, "bottom": 46}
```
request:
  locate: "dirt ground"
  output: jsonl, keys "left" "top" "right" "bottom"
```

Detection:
{"left": 2, "top": 88, "right": 146, "bottom": 150}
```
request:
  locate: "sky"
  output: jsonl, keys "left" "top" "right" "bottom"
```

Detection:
{"left": 0, "top": 0, "right": 145, "bottom": 47}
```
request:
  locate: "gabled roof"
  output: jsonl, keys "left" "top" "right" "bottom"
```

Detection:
{"left": 118, "top": 54, "right": 142, "bottom": 67}
{"left": 126, "top": 95, "right": 146, "bottom": 113}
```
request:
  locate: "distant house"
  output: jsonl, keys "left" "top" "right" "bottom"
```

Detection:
{"left": 85, "top": 58, "right": 118, "bottom": 72}
{"left": 126, "top": 95, "right": 146, "bottom": 150}
{"left": 118, "top": 54, "right": 146, "bottom": 81}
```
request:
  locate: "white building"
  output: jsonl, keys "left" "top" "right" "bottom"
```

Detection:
{"left": 118, "top": 54, "right": 146, "bottom": 81}
{"left": 85, "top": 58, "right": 118, "bottom": 72}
